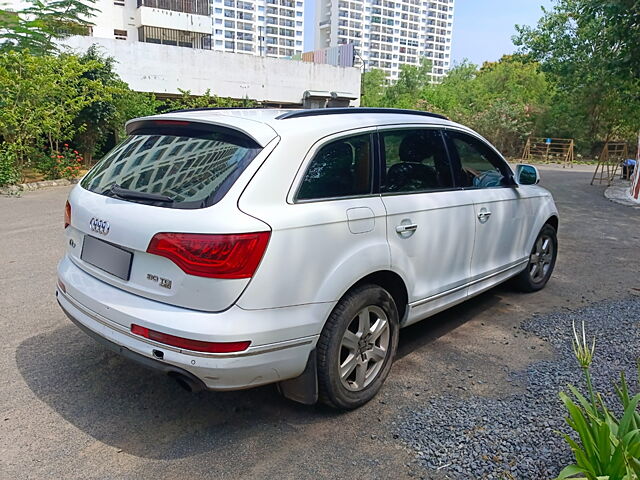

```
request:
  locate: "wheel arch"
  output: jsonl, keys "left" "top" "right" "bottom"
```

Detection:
{"left": 345, "top": 270, "right": 409, "bottom": 323}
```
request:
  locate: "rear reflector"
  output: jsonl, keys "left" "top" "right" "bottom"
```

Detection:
{"left": 130, "top": 324, "right": 251, "bottom": 353}
{"left": 64, "top": 200, "right": 71, "bottom": 228}
{"left": 146, "top": 231, "right": 270, "bottom": 279}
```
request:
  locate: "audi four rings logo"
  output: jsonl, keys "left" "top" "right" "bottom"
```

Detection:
{"left": 89, "top": 218, "right": 110, "bottom": 235}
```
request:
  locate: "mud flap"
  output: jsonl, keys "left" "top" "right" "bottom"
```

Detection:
{"left": 277, "top": 349, "right": 318, "bottom": 405}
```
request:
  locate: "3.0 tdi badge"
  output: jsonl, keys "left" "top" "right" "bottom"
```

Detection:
{"left": 146, "top": 273, "right": 172, "bottom": 289}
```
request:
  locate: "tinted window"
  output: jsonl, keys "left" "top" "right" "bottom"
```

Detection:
{"left": 448, "top": 131, "right": 510, "bottom": 189}
{"left": 297, "top": 134, "right": 372, "bottom": 201}
{"left": 382, "top": 129, "right": 453, "bottom": 193}
{"left": 81, "top": 129, "right": 262, "bottom": 209}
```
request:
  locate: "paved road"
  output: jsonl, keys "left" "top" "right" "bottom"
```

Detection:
{"left": 1, "top": 167, "right": 638, "bottom": 479}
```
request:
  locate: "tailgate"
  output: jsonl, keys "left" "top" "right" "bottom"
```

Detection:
{"left": 64, "top": 186, "right": 270, "bottom": 312}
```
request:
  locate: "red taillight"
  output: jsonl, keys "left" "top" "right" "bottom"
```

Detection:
{"left": 130, "top": 324, "right": 251, "bottom": 353}
{"left": 64, "top": 201, "right": 71, "bottom": 229}
{"left": 146, "top": 232, "right": 270, "bottom": 279}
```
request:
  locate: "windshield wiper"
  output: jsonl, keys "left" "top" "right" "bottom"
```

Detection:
{"left": 105, "top": 183, "right": 174, "bottom": 203}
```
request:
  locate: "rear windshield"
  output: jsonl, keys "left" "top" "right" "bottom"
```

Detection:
{"left": 81, "top": 125, "right": 262, "bottom": 209}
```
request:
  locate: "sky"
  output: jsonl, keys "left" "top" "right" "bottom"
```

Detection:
{"left": 303, "top": 0, "right": 554, "bottom": 66}
{"left": 450, "top": 0, "right": 553, "bottom": 65}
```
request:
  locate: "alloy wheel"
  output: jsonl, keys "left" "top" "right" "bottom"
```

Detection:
{"left": 338, "top": 305, "right": 390, "bottom": 391}
{"left": 529, "top": 234, "right": 554, "bottom": 283}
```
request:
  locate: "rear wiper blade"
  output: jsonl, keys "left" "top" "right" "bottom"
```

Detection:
{"left": 106, "top": 183, "right": 174, "bottom": 203}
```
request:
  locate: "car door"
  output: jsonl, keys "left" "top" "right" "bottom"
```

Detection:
{"left": 444, "top": 129, "right": 532, "bottom": 295}
{"left": 379, "top": 127, "right": 476, "bottom": 325}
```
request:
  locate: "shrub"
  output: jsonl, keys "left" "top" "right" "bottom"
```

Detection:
{"left": 36, "top": 144, "right": 83, "bottom": 180}
{"left": 0, "top": 143, "right": 21, "bottom": 186}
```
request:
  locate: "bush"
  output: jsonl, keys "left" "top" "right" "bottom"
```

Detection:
{"left": 0, "top": 143, "right": 21, "bottom": 186}
{"left": 36, "top": 144, "right": 83, "bottom": 180}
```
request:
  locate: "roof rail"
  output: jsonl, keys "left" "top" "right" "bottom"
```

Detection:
{"left": 275, "top": 107, "right": 449, "bottom": 120}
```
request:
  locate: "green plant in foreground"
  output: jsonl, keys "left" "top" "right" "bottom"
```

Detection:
{"left": 556, "top": 321, "right": 640, "bottom": 480}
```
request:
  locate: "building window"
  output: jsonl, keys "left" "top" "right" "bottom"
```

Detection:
{"left": 114, "top": 29, "right": 127, "bottom": 40}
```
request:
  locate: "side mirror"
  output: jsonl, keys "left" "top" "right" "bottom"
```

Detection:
{"left": 515, "top": 164, "right": 540, "bottom": 185}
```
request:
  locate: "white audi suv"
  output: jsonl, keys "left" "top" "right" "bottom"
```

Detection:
{"left": 56, "top": 108, "right": 558, "bottom": 409}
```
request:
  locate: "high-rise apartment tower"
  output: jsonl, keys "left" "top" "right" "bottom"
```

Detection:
{"left": 315, "top": 0, "right": 454, "bottom": 80}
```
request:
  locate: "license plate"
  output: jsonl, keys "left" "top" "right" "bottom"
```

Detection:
{"left": 81, "top": 235, "right": 133, "bottom": 280}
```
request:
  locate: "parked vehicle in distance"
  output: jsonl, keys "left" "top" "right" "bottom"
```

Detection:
{"left": 56, "top": 107, "right": 559, "bottom": 409}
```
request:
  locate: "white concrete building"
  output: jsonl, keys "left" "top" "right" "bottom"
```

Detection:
{"left": 75, "top": 0, "right": 304, "bottom": 58}
{"left": 315, "top": 0, "right": 455, "bottom": 81}
{"left": 61, "top": 36, "right": 361, "bottom": 105}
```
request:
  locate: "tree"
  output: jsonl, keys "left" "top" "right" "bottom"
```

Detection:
{"left": 420, "top": 57, "right": 551, "bottom": 155}
{"left": 110, "top": 89, "right": 161, "bottom": 142}
{"left": 0, "top": 0, "right": 97, "bottom": 55}
{"left": 360, "top": 69, "right": 386, "bottom": 107}
{"left": 382, "top": 58, "right": 433, "bottom": 109}
{"left": 165, "top": 88, "right": 256, "bottom": 112}
{"left": 514, "top": 0, "right": 640, "bottom": 143}
{"left": 360, "top": 59, "right": 434, "bottom": 109}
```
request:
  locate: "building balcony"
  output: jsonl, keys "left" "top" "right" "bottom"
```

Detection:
{"left": 138, "top": 26, "right": 211, "bottom": 49}
{"left": 137, "top": 0, "right": 209, "bottom": 16}
{"left": 136, "top": 3, "right": 211, "bottom": 34}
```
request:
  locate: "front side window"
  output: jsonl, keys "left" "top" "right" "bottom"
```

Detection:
{"left": 447, "top": 131, "right": 510, "bottom": 189}
{"left": 297, "top": 134, "right": 372, "bottom": 201}
{"left": 381, "top": 129, "right": 453, "bottom": 194}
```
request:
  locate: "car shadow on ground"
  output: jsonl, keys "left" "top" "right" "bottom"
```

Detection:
{"left": 15, "top": 287, "right": 510, "bottom": 461}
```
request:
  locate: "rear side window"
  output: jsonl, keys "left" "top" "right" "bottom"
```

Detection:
{"left": 81, "top": 125, "right": 262, "bottom": 209}
{"left": 297, "top": 134, "right": 373, "bottom": 201}
{"left": 381, "top": 129, "right": 453, "bottom": 193}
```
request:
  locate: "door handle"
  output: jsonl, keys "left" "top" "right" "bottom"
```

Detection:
{"left": 396, "top": 224, "right": 418, "bottom": 233}
{"left": 477, "top": 211, "right": 492, "bottom": 220}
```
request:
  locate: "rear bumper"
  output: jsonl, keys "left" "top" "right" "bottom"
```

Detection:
{"left": 59, "top": 297, "right": 207, "bottom": 391}
{"left": 56, "top": 256, "right": 329, "bottom": 390}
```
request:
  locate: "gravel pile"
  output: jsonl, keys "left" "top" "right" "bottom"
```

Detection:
{"left": 397, "top": 298, "right": 640, "bottom": 479}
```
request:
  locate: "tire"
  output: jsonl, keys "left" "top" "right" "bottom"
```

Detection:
{"left": 513, "top": 224, "right": 558, "bottom": 292}
{"left": 317, "top": 284, "right": 399, "bottom": 410}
